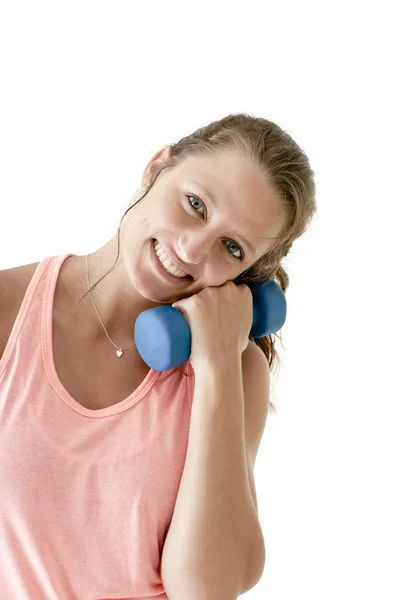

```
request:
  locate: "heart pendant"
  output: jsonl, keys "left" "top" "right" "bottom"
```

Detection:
{"left": 116, "top": 349, "right": 123, "bottom": 358}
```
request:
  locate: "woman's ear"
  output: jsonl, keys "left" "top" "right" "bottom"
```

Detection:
{"left": 142, "top": 145, "right": 172, "bottom": 188}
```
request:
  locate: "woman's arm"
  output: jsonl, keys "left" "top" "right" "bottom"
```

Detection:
{"left": 160, "top": 352, "right": 266, "bottom": 599}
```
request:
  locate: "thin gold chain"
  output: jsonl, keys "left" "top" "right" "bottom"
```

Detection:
{"left": 85, "top": 254, "right": 135, "bottom": 358}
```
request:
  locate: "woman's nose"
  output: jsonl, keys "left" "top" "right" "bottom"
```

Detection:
{"left": 177, "top": 235, "right": 215, "bottom": 264}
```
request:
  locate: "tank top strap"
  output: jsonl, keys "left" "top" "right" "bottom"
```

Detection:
{"left": 0, "top": 254, "right": 75, "bottom": 379}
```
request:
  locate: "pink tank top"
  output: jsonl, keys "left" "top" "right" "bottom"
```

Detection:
{"left": 0, "top": 254, "right": 195, "bottom": 599}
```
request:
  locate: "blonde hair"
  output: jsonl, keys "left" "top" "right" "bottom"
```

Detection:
{"left": 82, "top": 113, "right": 317, "bottom": 413}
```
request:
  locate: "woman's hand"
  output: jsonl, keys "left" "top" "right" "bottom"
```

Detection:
{"left": 171, "top": 281, "right": 253, "bottom": 372}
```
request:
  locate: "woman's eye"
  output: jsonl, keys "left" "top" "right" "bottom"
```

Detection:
{"left": 186, "top": 194, "right": 245, "bottom": 261}
{"left": 187, "top": 194, "right": 205, "bottom": 216}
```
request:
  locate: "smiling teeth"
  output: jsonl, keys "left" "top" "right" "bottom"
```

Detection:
{"left": 154, "top": 240, "right": 188, "bottom": 277}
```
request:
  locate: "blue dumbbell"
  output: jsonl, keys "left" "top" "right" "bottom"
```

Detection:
{"left": 134, "top": 279, "right": 287, "bottom": 371}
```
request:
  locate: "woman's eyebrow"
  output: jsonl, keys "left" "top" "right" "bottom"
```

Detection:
{"left": 191, "top": 180, "right": 257, "bottom": 255}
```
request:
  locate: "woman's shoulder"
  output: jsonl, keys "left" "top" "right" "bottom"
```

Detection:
{"left": 0, "top": 261, "right": 40, "bottom": 360}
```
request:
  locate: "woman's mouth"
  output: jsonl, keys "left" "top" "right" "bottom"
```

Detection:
{"left": 151, "top": 239, "right": 193, "bottom": 284}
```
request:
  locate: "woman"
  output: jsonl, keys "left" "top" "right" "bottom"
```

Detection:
{"left": 0, "top": 113, "right": 316, "bottom": 598}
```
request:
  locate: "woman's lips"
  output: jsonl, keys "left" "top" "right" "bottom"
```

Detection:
{"left": 153, "top": 239, "right": 192, "bottom": 276}
{"left": 151, "top": 239, "right": 193, "bottom": 282}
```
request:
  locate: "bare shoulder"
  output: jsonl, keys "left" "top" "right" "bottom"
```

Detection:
{"left": 0, "top": 261, "right": 40, "bottom": 360}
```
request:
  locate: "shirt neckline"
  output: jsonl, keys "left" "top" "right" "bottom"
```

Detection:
{"left": 41, "top": 253, "right": 161, "bottom": 418}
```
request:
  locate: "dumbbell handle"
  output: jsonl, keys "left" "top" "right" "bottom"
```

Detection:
{"left": 134, "top": 279, "right": 287, "bottom": 371}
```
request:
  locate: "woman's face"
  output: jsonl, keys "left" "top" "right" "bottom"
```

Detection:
{"left": 120, "top": 147, "right": 286, "bottom": 304}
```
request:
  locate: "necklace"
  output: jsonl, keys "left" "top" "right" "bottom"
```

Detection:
{"left": 85, "top": 254, "right": 135, "bottom": 358}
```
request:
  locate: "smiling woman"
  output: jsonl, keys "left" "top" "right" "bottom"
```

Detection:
{"left": 0, "top": 112, "right": 316, "bottom": 599}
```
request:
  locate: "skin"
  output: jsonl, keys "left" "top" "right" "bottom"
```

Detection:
{"left": 58, "top": 145, "right": 287, "bottom": 348}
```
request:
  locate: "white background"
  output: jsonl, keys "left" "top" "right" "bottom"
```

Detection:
{"left": 1, "top": 1, "right": 398, "bottom": 598}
